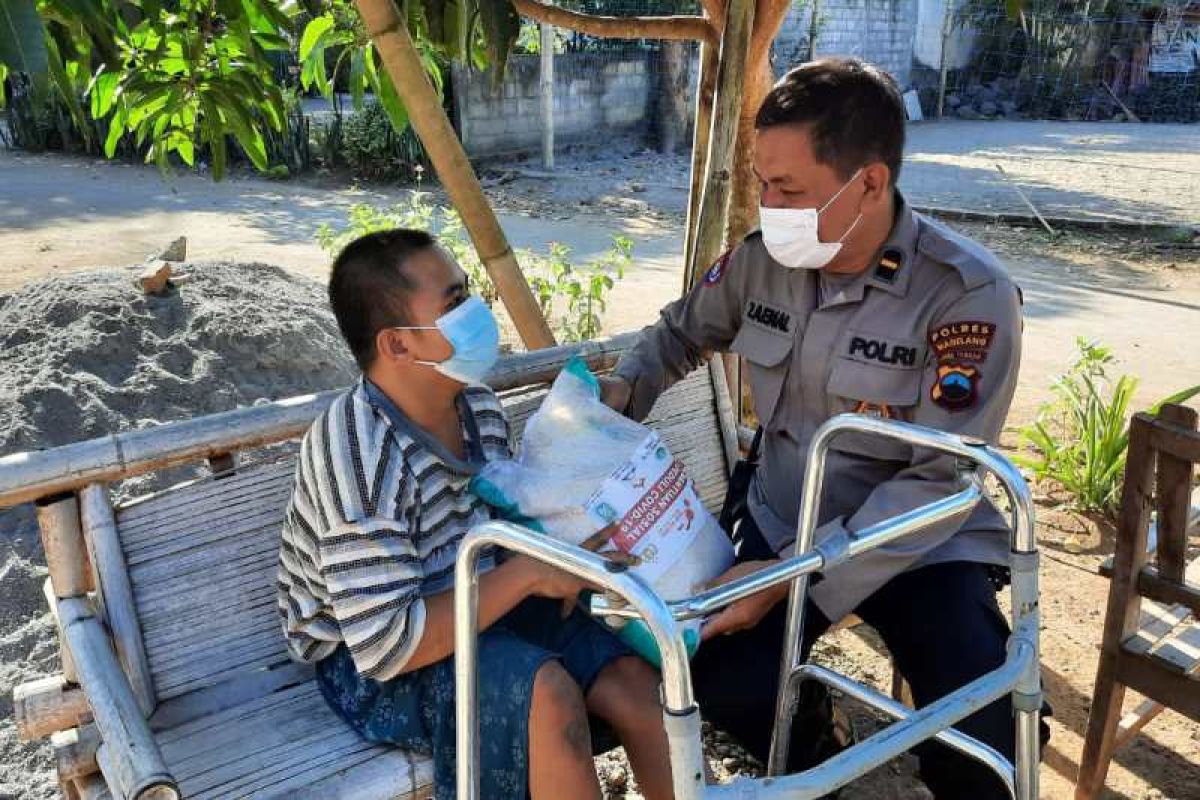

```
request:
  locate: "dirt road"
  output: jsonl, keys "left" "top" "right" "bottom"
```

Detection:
{"left": 3, "top": 145, "right": 1197, "bottom": 422}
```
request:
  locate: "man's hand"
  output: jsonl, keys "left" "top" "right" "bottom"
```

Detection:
{"left": 700, "top": 559, "right": 789, "bottom": 640}
{"left": 598, "top": 375, "right": 632, "bottom": 414}
{"left": 516, "top": 524, "right": 634, "bottom": 618}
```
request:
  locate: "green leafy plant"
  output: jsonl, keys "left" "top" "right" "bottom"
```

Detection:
{"left": 297, "top": 0, "right": 444, "bottom": 136}
{"left": 334, "top": 100, "right": 429, "bottom": 180}
{"left": 1017, "top": 338, "right": 1200, "bottom": 517}
{"left": 525, "top": 238, "right": 631, "bottom": 342}
{"left": 317, "top": 195, "right": 630, "bottom": 343}
{"left": 1, "top": 0, "right": 524, "bottom": 177}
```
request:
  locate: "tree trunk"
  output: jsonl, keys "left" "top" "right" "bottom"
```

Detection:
{"left": 688, "top": 0, "right": 756, "bottom": 289}
{"left": 354, "top": 0, "right": 557, "bottom": 350}
{"left": 658, "top": 40, "right": 691, "bottom": 155}
{"left": 725, "top": 0, "right": 792, "bottom": 244}
{"left": 725, "top": 55, "right": 774, "bottom": 243}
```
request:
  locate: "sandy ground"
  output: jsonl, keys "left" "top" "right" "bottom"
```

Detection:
{"left": 1, "top": 126, "right": 1199, "bottom": 799}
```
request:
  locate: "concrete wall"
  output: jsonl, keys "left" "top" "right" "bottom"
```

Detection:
{"left": 454, "top": 52, "right": 661, "bottom": 158}
{"left": 773, "top": 0, "right": 920, "bottom": 87}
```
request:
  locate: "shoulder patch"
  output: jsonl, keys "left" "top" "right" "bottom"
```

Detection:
{"left": 929, "top": 320, "right": 996, "bottom": 363}
{"left": 931, "top": 362, "right": 980, "bottom": 412}
{"left": 703, "top": 250, "right": 733, "bottom": 286}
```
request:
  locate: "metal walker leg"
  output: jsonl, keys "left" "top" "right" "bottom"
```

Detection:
{"left": 454, "top": 414, "right": 1041, "bottom": 800}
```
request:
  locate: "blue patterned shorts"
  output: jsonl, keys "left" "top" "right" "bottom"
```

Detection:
{"left": 315, "top": 597, "right": 633, "bottom": 800}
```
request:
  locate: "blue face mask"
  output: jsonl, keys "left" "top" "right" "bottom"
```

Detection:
{"left": 394, "top": 295, "right": 500, "bottom": 385}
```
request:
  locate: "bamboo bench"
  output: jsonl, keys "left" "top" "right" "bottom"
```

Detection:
{"left": 7, "top": 334, "right": 741, "bottom": 800}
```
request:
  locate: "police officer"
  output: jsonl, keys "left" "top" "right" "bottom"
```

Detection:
{"left": 600, "top": 58, "right": 1044, "bottom": 797}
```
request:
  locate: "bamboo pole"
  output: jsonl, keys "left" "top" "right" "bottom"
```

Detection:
{"left": 0, "top": 392, "right": 340, "bottom": 508}
{"left": 44, "top": 578, "right": 78, "bottom": 683}
{"left": 354, "top": 0, "right": 556, "bottom": 350}
{"left": 59, "top": 597, "right": 178, "bottom": 800}
{"left": 81, "top": 484, "right": 155, "bottom": 717}
{"left": 682, "top": 41, "right": 719, "bottom": 294}
{"left": 0, "top": 336, "right": 638, "bottom": 509}
{"left": 73, "top": 774, "right": 113, "bottom": 800}
{"left": 36, "top": 492, "right": 90, "bottom": 598}
{"left": 687, "top": 0, "right": 755, "bottom": 287}
{"left": 13, "top": 674, "right": 90, "bottom": 741}
{"left": 539, "top": 24, "right": 554, "bottom": 171}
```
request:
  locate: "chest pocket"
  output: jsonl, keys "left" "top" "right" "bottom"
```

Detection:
{"left": 826, "top": 358, "right": 922, "bottom": 461}
{"left": 731, "top": 322, "right": 795, "bottom": 427}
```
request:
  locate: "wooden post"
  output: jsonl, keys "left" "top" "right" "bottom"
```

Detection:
{"left": 687, "top": 0, "right": 755, "bottom": 288}
{"left": 53, "top": 724, "right": 102, "bottom": 782}
{"left": 354, "top": 0, "right": 556, "bottom": 350}
{"left": 59, "top": 598, "right": 178, "bottom": 800}
{"left": 81, "top": 484, "right": 156, "bottom": 717}
{"left": 807, "top": 0, "right": 820, "bottom": 60}
{"left": 73, "top": 774, "right": 112, "bottom": 800}
{"left": 937, "top": 1, "right": 952, "bottom": 119}
{"left": 1076, "top": 416, "right": 1156, "bottom": 798}
{"left": 13, "top": 674, "right": 90, "bottom": 741}
{"left": 682, "top": 41, "right": 718, "bottom": 294}
{"left": 1154, "top": 404, "right": 1196, "bottom": 583}
{"left": 540, "top": 24, "right": 555, "bottom": 171}
{"left": 36, "top": 492, "right": 90, "bottom": 598}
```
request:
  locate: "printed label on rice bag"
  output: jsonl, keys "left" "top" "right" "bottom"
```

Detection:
{"left": 584, "top": 432, "right": 702, "bottom": 581}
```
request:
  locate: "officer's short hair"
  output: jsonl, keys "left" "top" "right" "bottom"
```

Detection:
{"left": 328, "top": 228, "right": 434, "bottom": 370}
{"left": 756, "top": 57, "right": 905, "bottom": 184}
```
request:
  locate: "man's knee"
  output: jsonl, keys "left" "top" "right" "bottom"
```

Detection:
{"left": 531, "top": 661, "right": 591, "bottom": 756}
{"left": 589, "top": 656, "right": 662, "bottom": 724}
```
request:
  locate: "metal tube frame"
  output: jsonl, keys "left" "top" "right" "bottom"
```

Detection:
{"left": 454, "top": 413, "right": 1041, "bottom": 800}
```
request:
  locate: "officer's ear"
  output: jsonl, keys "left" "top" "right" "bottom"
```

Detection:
{"left": 860, "top": 162, "right": 892, "bottom": 212}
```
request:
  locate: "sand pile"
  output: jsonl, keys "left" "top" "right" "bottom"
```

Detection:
{"left": 0, "top": 262, "right": 354, "bottom": 798}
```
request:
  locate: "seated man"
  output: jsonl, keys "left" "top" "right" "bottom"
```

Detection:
{"left": 276, "top": 229, "right": 673, "bottom": 800}
{"left": 601, "top": 58, "right": 1047, "bottom": 797}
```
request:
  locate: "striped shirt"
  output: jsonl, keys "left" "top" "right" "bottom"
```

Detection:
{"left": 277, "top": 377, "right": 511, "bottom": 680}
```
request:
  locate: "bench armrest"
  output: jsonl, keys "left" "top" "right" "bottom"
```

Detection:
{"left": 58, "top": 598, "right": 179, "bottom": 800}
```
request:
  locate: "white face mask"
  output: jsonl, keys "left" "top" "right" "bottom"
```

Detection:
{"left": 758, "top": 168, "right": 864, "bottom": 270}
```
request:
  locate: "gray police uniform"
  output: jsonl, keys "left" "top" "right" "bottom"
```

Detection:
{"left": 614, "top": 194, "right": 1022, "bottom": 624}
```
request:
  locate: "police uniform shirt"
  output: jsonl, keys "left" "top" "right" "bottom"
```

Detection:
{"left": 614, "top": 194, "right": 1023, "bottom": 623}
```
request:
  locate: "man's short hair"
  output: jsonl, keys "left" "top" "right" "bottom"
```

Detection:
{"left": 756, "top": 57, "right": 905, "bottom": 184}
{"left": 328, "top": 228, "right": 435, "bottom": 371}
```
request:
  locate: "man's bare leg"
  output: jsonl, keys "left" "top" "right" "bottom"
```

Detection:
{"left": 529, "top": 661, "right": 603, "bottom": 800}
{"left": 588, "top": 656, "right": 674, "bottom": 800}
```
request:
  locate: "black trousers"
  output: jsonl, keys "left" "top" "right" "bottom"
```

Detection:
{"left": 691, "top": 515, "right": 1046, "bottom": 798}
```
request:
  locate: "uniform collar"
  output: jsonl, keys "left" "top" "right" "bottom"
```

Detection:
{"left": 864, "top": 191, "right": 918, "bottom": 298}
{"left": 814, "top": 191, "right": 917, "bottom": 309}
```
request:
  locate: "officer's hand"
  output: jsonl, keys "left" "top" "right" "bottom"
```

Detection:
{"left": 598, "top": 375, "right": 632, "bottom": 414}
{"left": 700, "top": 559, "right": 789, "bottom": 640}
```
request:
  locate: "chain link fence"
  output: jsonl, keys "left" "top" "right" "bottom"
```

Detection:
{"left": 910, "top": 0, "right": 1200, "bottom": 123}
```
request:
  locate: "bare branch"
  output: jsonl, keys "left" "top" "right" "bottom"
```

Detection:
{"left": 512, "top": 0, "right": 718, "bottom": 47}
